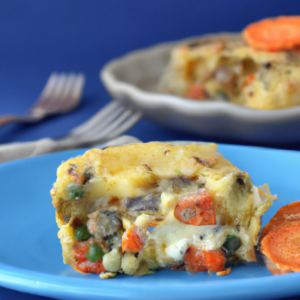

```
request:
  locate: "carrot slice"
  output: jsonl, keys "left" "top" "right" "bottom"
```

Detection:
{"left": 174, "top": 191, "right": 216, "bottom": 226}
{"left": 263, "top": 255, "right": 293, "bottom": 276}
{"left": 260, "top": 220, "right": 300, "bottom": 272}
{"left": 73, "top": 260, "right": 106, "bottom": 274}
{"left": 183, "top": 246, "right": 226, "bottom": 274}
{"left": 73, "top": 242, "right": 89, "bottom": 264}
{"left": 187, "top": 84, "right": 208, "bottom": 100}
{"left": 243, "top": 16, "right": 300, "bottom": 51}
{"left": 247, "top": 74, "right": 255, "bottom": 84}
{"left": 72, "top": 242, "right": 106, "bottom": 274}
{"left": 122, "top": 225, "right": 145, "bottom": 253}
{"left": 260, "top": 201, "right": 300, "bottom": 241}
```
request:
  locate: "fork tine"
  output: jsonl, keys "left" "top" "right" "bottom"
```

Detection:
{"left": 97, "top": 110, "right": 142, "bottom": 141}
{"left": 30, "top": 73, "right": 60, "bottom": 109}
{"left": 81, "top": 109, "right": 142, "bottom": 142}
{"left": 68, "top": 73, "right": 85, "bottom": 107}
{"left": 51, "top": 73, "right": 86, "bottom": 112}
{"left": 85, "top": 108, "right": 133, "bottom": 140}
{"left": 44, "top": 73, "right": 82, "bottom": 113}
{"left": 40, "top": 73, "right": 75, "bottom": 112}
{"left": 79, "top": 105, "right": 127, "bottom": 139}
{"left": 29, "top": 73, "right": 68, "bottom": 114}
{"left": 41, "top": 73, "right": 68, "bottom": 108}
{"left": 30, "top": 73, "right": 85, "bottom": 115}
{"left": 105, "top": 111, "right": 142, "bottom": 139}
{"left": 54, "top": 102, "right": 142, "bottom": 149}
{"left": 70, "top": 101, "right": 124, "bottom": 136}
{"left": 0, "top": 72, "right": 85, "bottom": 127}
{"left": 64, "top": 101, "right": 141, "bottom": 144}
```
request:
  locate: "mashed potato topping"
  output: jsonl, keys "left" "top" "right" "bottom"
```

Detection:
{"left": 158, "top": 34, "right": 300, "bottom": 109}
{"left": 51, "top": 142, "right": 276, "bottom": 278}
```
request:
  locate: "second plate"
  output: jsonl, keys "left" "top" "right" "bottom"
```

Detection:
{"left": 101, "top": 34, "right": 300, "bottom": 143}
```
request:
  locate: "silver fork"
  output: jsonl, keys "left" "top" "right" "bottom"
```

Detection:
{"left": 57, "top": 100, "right": 142, "bottom": 147}
{"left": 0, "top": 72, "right": 85, "bottom": 127}
{"left": 0, "top": 101, "right": 142, "bottom": 163}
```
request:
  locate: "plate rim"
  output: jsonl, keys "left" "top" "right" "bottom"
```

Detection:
{"left": 1, "top": 260, "right": 300, "bottom": 300}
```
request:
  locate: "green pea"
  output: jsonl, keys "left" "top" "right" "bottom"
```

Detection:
{"left": 215, "top": 89, "right": 228, "bottom": 101}
{"left": 223, "top": 234, "right": 241, "bottom": 253}
{"left": 88, "top": 243, "right": 104, "bottom": 262}
{"left": 74, "top": 225, "right": 91, "bottom": 242}
{"left": 69, "top": 185, "right": 84, "bottom": 199}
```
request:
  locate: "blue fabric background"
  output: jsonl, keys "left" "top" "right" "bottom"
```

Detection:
{"left": 1, "top": 0, "right": 300, "bottom": 149}
{"left": 1, "top": 1, "right": 300, "bottom": 299}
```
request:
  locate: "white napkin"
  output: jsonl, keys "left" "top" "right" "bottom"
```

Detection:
{"left": 0, "top": 135, "right": 142, "bottom": 164}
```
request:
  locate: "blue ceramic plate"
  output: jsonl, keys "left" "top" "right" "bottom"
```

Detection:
{"left": 0, "top": 142, "right": 299, "bottom": 300}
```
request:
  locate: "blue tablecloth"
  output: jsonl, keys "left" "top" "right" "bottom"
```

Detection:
{"left": 1, "top": 1, "right": 300, "bottom": 299}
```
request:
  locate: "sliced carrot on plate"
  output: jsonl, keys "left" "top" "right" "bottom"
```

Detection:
{"left": 263, "top": 255, "right": 293, "bottom": 276}
{"left": 243, "top": 16, "right": 300, "bottom": 51}
{"left": 260, "top": 219, "right": 300, "bottom": 272}
{"left": 122, "top": 225, "right": 145, "bottom": 253}
{"left": 260, "top": 201, "right": 300, "bottom": 241}
{"left": 174, "top": 190, "right": 216, "bottom": 225}
{"left": 183, "top": 246, "right": 226, "bottom": 274}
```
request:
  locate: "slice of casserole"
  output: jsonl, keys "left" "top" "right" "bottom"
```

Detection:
{"left": 51, "top": 142, "right": 275, "bottom": 278}
{"left": 158, "top": 33, "right": 300, "bottom": 110}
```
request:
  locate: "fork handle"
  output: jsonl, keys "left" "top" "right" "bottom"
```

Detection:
{"left": 0, "top": 138, "right": 79, "bottom": 163}
{"left": 0, "top": 115, "right": 20, "bottom": 127}
{"left": 0, "top": 136, "right": 141, "bottom": 163}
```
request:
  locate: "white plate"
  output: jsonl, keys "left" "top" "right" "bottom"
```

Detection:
{"left": 100, "top": 34, "right": 300, "bottom": 143}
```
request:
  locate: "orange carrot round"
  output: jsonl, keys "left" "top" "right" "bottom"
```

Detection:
{"left": 260, "top": 220, "right": 300, "bottom": 272}
{"left": 263, "top": 255, "right": 292, "bottom": 276}
{"left": 243, "top": 16, "right": 300, "bottom": 51}
{"left": 174, "top": 191, "right": 216, "bottom": 226}
{"left": 183, "top": 246, "right": 226, "bottom": 274}
{"left": 260, "top": 201, "right": 300, "bottom": 241}
{"left": 122, "top": 225, "right": 145, "bottom": 253}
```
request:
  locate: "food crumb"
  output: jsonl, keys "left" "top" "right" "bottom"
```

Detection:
{"left": 99, "top": 272, "right": 117, "bottom": 279}
{"left": 216, "top": 267, "right": 232, "bottom": 276}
